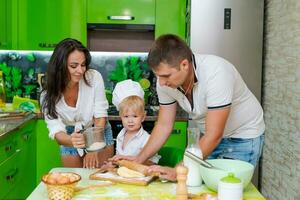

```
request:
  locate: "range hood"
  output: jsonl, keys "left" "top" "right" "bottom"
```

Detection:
{"left": 87, "top": 23, "right": 155, "bottom": 52}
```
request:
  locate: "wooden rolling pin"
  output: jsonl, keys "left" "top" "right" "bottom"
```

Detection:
{"left": 116, "top": 160, "right": 160, "bottom": 177}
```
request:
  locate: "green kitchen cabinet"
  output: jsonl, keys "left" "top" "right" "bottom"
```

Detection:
{"left": 0, "top": 151, "right": 20, "bottom": 199}
{"left": 0, "top": 120, "right": 36, "bottom": 200}
{"left": 0, "top": 0, "right": 8, "bottom": 49}
{"left": 17, "top": 0, "right": 87, "bottom": 50}
{"left": 163, "top": 121, "right": 187, "bottom": 150}
{"left": 35, "top": 119, "right": 62, "bottom": 185}
{"left": 0, "top": 0, "right": 16, "bottom": 49}
{"left": 87, "top": 0, "right": 155, "bottom": 24}
{"left": 155, "top": 0, "right": 187, "bottom": 39}
{"left": 15, "top": 120, "right": 36, "bottom": 199}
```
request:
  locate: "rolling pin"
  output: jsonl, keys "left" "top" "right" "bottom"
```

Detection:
{"left": 116, "top": 160, "right": 160, "bottom": 177}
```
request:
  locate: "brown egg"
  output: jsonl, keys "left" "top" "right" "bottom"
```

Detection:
{"left": 47, "top": 177, "right": 57, "bottom": 184}
{"left": 69, "top": 175, "right": 77, "bottom": 182}
{"left": 57, "top": 176, "right": 70, "bottom": 184}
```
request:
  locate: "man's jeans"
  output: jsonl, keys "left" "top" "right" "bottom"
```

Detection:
{"left": 207, "top": 134, "right": 265, "bottom": 167}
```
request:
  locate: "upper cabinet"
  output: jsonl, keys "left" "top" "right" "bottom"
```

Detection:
{"left": 87, "top": 0, "right": 155, "bottom": 25}
{"left": 155, "top": 0, "right": 187, "bottom": 39}
{"left": 17, "top": 0, "right": 87, "bottom": 50}
{"left": 0, "top": 0, "right": 14, "bottom": 49}
{"left": 1, "top": 0, "right": 187, "bottom": 50}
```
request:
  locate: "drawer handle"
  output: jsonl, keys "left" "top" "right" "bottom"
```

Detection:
{"left": 172, "top": 129, "right": 181, "bottom": 134}
{"left": 6, "top": 168, "right": 18, "bottom": 181}
{"left": 5, "top": 145, "right": 12, "bottom": 152}
{"left": 22, "top": 133, "right": 31, "bottom": 141}
{"left": 39, "top": 43, "right": 57, "bottom": 48}
{"left": 107, "top": 16, "right": 135, "bottom": 20}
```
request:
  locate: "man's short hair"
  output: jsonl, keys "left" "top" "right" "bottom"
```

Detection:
{"left": 147, "top": 34, "right": 192, "bottom": 69}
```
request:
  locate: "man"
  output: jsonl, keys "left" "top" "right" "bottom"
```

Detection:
{"left": 114, "top": 34, "right": 265, "bottom": 179}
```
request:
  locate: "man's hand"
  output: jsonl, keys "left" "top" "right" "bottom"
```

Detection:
{"left": 83, "top": 151, "right": 99, "bottom": 168}
{"left": 70, "top": 129, "right": 85, "bottom": 149}
{"left": 148, "top": 165, "right": 177, "bottom": 182}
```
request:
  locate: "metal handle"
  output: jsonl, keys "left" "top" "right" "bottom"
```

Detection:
{"left": 6, "top": 168, "right": 18, "bottom": 181}
{"left": 107, "top": 16, "right": 135, "bottom": 21}
{"left": 22, "top": 132, "right": 31, "bottom": 141}
{"left": 39, "top": 43, "right": 57, "bottom": 48}
{"left": 184, "top": 150, "right": 222, "bottom": 170}
{"left": 5, "top": 144, "right": 13, "bottom": 152}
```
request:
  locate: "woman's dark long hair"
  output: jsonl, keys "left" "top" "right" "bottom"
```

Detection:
{"left": 41, "top": 38, "right": 91, "bottom": 119}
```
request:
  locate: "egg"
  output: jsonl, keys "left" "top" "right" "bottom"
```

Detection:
{"left": 69, "top": 175, "right": 77, "bottom": 182}
{"left": 57, "top": 176, "right": 70, "bottom": 184}
{"left": 47, "top": 177, "right": 57, "bottom": 184}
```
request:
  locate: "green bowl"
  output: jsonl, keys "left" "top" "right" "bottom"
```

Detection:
{"left": 199, "top": 159, "right": 254, "bottom": 191}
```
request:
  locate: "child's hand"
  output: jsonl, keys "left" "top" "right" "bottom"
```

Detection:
{"left": 70, "top": 129, "right": 85, "bottom": 148}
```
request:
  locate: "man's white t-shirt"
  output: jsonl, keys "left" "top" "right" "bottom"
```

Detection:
{"left": 157, "top": 54, "right": 265, "bottom": 139}
{"left": 41, "top": 69, "right": 109, "bottom": 139}
{"left": 116, "top": 127, "right": 160, "bottom": 163}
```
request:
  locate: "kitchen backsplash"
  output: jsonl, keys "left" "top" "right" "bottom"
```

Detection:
{"left": 0, "top": 50, "right": 159, "bottom": 105}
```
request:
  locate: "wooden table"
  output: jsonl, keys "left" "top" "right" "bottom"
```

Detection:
{"left": 27, "top": 168, "right": 266, "bottom": 200}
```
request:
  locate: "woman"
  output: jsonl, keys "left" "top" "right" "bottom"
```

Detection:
{"left": 41, "top": 38, "right": 114, "bottom": 168}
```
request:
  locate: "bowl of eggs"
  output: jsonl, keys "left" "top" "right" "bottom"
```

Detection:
{"left": 42, "top": 172, "right": 81, "bottom": 200}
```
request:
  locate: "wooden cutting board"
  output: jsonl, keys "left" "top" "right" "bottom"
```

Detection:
{"left": 89, "top": 170, "right": 156, "bottom": 186}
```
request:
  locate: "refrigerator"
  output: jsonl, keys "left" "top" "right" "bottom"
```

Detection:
{"left": 189, "top": 0, "right": 264, "bottom": 101}
{"left": 188, "top": 0, "right": 264, "bottom": 187}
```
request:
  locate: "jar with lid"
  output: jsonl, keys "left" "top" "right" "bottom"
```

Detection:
{"left": 218, "top": 173, "right": 243, "bottom": 200}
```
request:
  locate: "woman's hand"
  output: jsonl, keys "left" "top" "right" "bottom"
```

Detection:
{"left": 148, "top": 165, "right": 177, "bottom": 182}
{"left": 70, "top": 129, "right": 85, "bottom": 148}
{"left": 83, "top": 151, "right": 99, "bottom": 168}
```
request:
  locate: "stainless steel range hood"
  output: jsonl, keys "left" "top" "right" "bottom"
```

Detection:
{"left": 87, "top": 24, "right": 155, "bottom": 52}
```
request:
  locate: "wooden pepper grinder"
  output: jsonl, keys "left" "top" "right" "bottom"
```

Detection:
{"left": 176, "top": 165, "right": 188, "bottom": 200}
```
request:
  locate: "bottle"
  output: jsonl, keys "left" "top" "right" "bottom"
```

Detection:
{"left": 0, "top": 71, "right": 6, "bottom": 108}
{"left": 183, "top": 127, "right": 203, "bottom": 186}
{"left": 218, "top": 173, "right": 243, "bottom": 200}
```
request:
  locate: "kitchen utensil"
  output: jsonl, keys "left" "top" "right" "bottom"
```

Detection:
{"left": 82, "top": 127, "right": 106, "bottom": 151}
{"left": 116, "top": 160, "right": 160, "bottom": 177}
{"left": 89, "top": 170, "right": 155, "bottom": 186}
{"left": 184, "top": 150, "right": 222, "bottom": 171}
{"left": 199, "top": 159, "right": 254, "bottom": 191}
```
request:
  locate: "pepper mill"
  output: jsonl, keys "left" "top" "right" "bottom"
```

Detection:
{"left": 176, "top": 165, "right": 188, "bottom": 200}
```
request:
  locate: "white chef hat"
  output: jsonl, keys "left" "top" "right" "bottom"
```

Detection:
{"left": 112, "top": 79, "right": 144, "bottom": 110}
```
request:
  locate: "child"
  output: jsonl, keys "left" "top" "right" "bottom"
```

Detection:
{"left": 112, "top": 79, "right": 160, "bottom": 164}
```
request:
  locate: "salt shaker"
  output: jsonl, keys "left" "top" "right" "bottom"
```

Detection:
{"left": 218, "top": 173, "right": 243, "bottom": 200}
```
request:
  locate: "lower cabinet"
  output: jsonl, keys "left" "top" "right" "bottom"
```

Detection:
{"left": 0, "top": 146, "right": 20, "bottom": 199}
{"left": 163, "top": 121, "right": 187, "bottom": 150}
{"left": 35, "top": 119, "right": 62, "bottom": 185}
{"left": 0, "top": 119, "right": 36, "bottom": 200}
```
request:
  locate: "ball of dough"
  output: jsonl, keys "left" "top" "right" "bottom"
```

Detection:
{"left": 117, "top": 166, "right": 145, "bottom": 178}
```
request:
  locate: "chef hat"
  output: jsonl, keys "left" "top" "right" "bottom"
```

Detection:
{"left": 112, "top": 79, "right": 144, "bottom": 110}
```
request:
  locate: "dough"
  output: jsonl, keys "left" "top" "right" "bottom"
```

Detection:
{"left": 117, "top": 166, "right": 145, "bottom": 178}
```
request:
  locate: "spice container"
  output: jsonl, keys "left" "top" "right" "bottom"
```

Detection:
{"left": 218, "top": 173, "right": 243, "bottom": 200}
